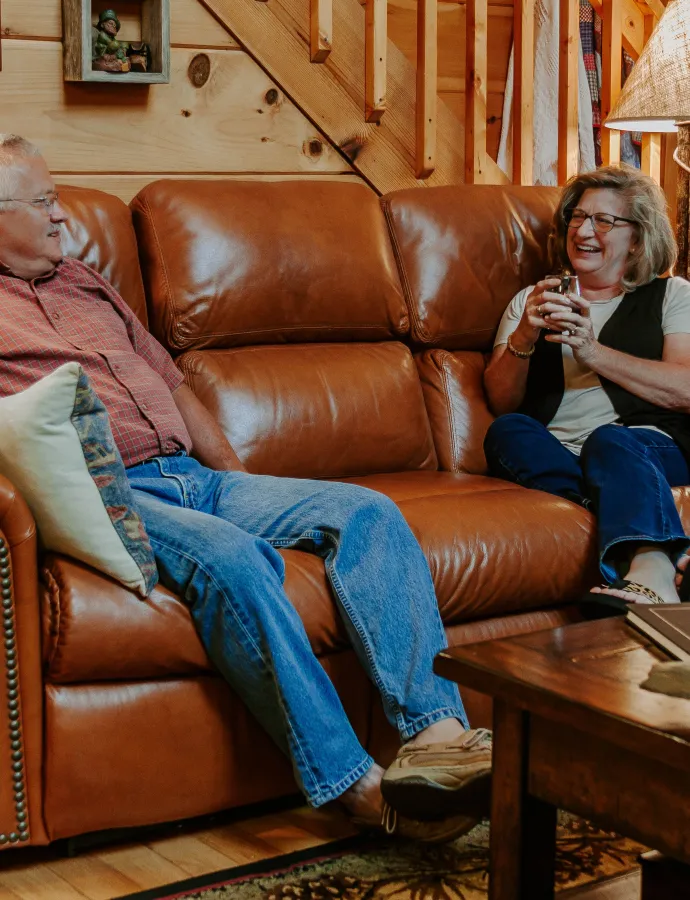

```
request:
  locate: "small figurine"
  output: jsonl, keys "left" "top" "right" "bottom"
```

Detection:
{"left": 127, "top": 42, "right": 151, "bottom": 73}
{"left": 92, "top": 10, "right": 130, "bottom": 73}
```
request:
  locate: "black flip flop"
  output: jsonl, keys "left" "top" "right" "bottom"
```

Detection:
{"left": 580, "top": 578, "right": 665, "bottom": 617}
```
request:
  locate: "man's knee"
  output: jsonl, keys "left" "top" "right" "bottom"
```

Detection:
{"left": 324, "top": 482, "right": 402, "bottom": 530}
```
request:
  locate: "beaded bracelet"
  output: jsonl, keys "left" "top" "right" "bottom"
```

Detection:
{"left": 506, "top": 333, "right": 535, "bottom": 359}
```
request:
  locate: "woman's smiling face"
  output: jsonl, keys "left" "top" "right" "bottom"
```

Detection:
{"left": 566, "top": 188, "right": 637, "bottom": 289}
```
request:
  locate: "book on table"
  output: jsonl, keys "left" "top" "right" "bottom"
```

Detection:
{"left": 626, "top": 605, "right": 690, "bottom": 662}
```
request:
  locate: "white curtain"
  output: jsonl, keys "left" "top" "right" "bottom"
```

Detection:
{"left": 497, "top": 0, "right": 596, "bottom": 184}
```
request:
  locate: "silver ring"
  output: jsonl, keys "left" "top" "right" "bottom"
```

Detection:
{"left": 562, "top": 329, "right": 571, "bottom": 336}
{"left": 538, "top": 304, "right": 545, "bottom": 315}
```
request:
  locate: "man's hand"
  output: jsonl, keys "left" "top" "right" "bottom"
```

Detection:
{"left": 172, "top": 383, "right": 247, "bottom": 472}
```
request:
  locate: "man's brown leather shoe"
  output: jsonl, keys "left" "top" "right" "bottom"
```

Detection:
{"left": 380, "top": 728, "right": 492, "bottom": 821}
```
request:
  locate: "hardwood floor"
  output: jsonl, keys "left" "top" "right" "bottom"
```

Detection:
{"left": 0, "top": 805, "right": 643, "bottom": 899}
{"left": 0, "top": 805, "right": 357, "bottom": 900}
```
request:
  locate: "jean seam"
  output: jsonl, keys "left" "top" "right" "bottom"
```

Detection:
{"left": 149, "top": 534, "right": 324, "bottom": 802}
{"left": 153, "top": 461, "right": 191, "bottom": 508}
{"left": 308, "top": 754, "right": 375, "bottom": 807}
{"left": 492, "top": 450, "right": 569, "bottom": 497}
{"left": 263, "top": 527, "right": 414, "bottom": 732}
{"left": 400, "top": 706, "right": 469, "bottom": 740}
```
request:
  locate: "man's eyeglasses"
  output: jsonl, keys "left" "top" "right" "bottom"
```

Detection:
{"left": 1, "top": 191, "right": 60, "bottom": 212}
{"left": 564, "top": 208, "right": 636, "bottom": 234}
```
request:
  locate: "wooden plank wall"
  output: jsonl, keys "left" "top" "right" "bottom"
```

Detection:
{"left": 387, "top": 0, "right": 512, "bottom": 161}
{"left": 0, "top": 0, "right": 360, "bottom": 202}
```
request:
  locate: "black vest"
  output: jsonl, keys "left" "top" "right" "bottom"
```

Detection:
{"left": 518, "top": 278, "right": 690, "bottom": 462}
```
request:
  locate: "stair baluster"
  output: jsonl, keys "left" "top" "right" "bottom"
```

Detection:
{"left": 416, "top": 0, "right": 437, "bottom": 178}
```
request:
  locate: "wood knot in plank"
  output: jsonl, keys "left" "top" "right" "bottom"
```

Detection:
{"left": 339, "top": 131, "right": 368, "bottom": 161}
{"left": 188, "top": 53, "right": 211, "bottom": 88}
{"left": 264, "top": 88, "right": 281, "bottom": 106}
{"left": 303, "top": 139, "right": 324, "bottom": 159}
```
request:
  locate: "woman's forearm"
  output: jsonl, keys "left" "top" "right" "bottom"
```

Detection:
{"left": 586, "top": 344, "right": 690, "bottom": 413}
{"left": 483, "top": 341, "right": 533, "bottom": 416}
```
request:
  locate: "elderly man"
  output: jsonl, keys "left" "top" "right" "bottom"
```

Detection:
{"left": 0, "top": 135, "right": 491, "bottom": 840}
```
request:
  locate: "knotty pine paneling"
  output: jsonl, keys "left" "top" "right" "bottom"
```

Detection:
{"left": 0, "top": 0, "right": 360, "bottom": 197}
{"left": 57, "top": 173, "right": 364, "bottom": 203}
{"left": 0, "top": 41, "right": 352, "bottom": 176}
{"left": 2, "top": 0, "right": 239, "bottom": 48}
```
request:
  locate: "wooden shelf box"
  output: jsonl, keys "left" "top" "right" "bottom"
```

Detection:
{"left": 62, "top": 0, "right": 170, "bottom": 83}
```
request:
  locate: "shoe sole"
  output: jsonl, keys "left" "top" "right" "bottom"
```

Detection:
{"left": 380, "top": 769, "right": 491, "bottom": 822}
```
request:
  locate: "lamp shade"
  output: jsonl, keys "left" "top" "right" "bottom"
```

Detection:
{"left": 605, "top": 0, "right": 690, "bottom": 133}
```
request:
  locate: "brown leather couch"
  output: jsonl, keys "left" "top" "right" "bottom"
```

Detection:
{"left": 6, "top": 179, "right": 681, "bottom": 850}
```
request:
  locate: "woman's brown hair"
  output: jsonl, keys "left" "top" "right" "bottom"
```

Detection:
{"left": 549, "top": 164, "right": 677, "bottom": 292}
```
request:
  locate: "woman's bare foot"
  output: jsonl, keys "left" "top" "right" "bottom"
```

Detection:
{"left": 591, "top": 547, "right": 680, "bottom": 605}
{"left": 340, "top": 763, "right": 385, "bottom": 827}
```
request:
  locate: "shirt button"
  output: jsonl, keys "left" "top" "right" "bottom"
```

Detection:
{"left": 53, "top": 312, "right": 61, "bottom": 320}
{"left": 141, "top": 402, "right": 148, "bottom": 411}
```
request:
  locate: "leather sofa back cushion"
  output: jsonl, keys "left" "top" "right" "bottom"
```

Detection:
{"left": 131, "top": 180, "right": 408, "bottom": 351}
{"left": 383, "top": 185, "right": 560, "bottom": 349}
{"left": 178, "top": 342, "right": 438, "bottom": 478}
{"left": 57, "top": 186, "right": 148, "bottom": 326}
{"left": 416, "top": 349, "right": 495, "bottom": 475}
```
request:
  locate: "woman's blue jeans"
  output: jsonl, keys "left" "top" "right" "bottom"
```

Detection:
{"left": 484, "top": 415, "right": 690, "bottom": 582}
{"left": 126, "top": 455, "right": 467, "bottom": 807}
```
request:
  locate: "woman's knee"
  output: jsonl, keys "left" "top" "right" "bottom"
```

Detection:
{"left": 580, "top": 424, "right": 637, "bottom": 465}
{"left": 484, "top": 413, "right": 542, "bottom": 457}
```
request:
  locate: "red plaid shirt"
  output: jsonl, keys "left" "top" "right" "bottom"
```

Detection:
{"left": 0, "top": 257, "right": 192, "bottom": 468}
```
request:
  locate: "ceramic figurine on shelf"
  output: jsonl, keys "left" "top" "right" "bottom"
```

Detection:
{"left": 92, "top": 9, "right": 131, "bottom": 73}
{"left": 127, "top": 42, "right": 152, "bottom": 73}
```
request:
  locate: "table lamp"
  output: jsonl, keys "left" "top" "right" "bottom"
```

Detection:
{"left": 604, "top": 0, "right": 690, "bottom": 279}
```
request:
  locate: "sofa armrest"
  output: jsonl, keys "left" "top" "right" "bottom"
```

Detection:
{"left": 416, "top": 349, "right": 495, "bottom": 475}
{"left": 0, "top": 475, "right": 48, "bottom": 847}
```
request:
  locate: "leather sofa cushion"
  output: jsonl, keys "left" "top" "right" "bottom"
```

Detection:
{"left": 380, "top": 486, "right": 599, "bottom": 621}
{"left": 417, "top": 349, "right": 494, "bottom": 474}
{"left": 178, "top": 342, "right": 438, "bottom": 478}
{"left": 42, "top": 472, "right": 601, "bottom": 684}
{"left": 57, "top": 186, "right": 149, "bottom": 326}
{"left": 382, "top": 185, "right": 560, "bottom": 349}
{"left": 131, "top": 180, "right": 408, "bottom": 352}
{"left": 41, "top": 549, "right": 342, "bottom": 683}
{"left": 44, "top": 653, "right": 374, "bottom": 840}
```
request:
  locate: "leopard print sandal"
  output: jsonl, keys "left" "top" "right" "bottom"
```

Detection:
{"left": 580, "top": 578, "right": 665, "bottom": 617}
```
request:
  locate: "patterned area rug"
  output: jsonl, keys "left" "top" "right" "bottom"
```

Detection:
{"left": 117, "top": 815, "right": 644, "bottom": 900}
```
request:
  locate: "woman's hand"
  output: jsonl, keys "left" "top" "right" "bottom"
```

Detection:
{"left": 512, "top": 278, "right": 563, "bottom": 351}
{"left": 543, "top": 294, "right": 598, "bottom": 366}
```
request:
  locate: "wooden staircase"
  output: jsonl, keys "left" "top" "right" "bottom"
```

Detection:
{"left": 199, "top": 0, "right": 507, "bottom": 192}
{"left": 200, "top": 0, "right": 667, "bottom": 193}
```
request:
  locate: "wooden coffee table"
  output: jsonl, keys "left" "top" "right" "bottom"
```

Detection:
{"left": 434, "top": 617, "right": 690, "bottom": 900}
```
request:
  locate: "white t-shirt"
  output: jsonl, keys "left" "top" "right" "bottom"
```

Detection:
{"left": 494, "top": 277, "right": 690, "bottom": 454}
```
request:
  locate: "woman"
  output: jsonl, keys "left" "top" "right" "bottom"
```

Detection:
{"left": 483, "top": 165, "right": 690, "bottom": 610}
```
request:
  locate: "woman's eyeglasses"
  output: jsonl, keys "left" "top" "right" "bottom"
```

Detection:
{"left": 564, "top": 208, "right": 635, "bottom": 234}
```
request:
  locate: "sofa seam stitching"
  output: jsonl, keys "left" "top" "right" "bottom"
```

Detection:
{"left": 142, "top": 195, "right": 182, "bottom": 350}
{"left": 381, "top": 200, "right": 429, "bottom": 343}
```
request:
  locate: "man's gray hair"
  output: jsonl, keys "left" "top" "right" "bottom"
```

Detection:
{"left": 0, "top": 135, "right": 42, "bottom": 202}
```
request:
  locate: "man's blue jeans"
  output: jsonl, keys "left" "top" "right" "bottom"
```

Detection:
{"left": 126, "top": 455, "right": 467, "bottom": 807}
{"left": 484, "top": 415, "right": 690, "bottom": 582}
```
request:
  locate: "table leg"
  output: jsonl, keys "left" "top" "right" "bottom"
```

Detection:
{"left": 489, "top": 700, "right": 557, "bottom": 900}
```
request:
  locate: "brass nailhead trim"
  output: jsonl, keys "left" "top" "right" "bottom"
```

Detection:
{"left": 0, "top": 539, "right": 29, "bottom": 846}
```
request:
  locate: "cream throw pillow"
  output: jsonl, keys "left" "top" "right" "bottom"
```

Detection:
{"left": 0, "top": 362, "right": 158, "bottom": 595}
